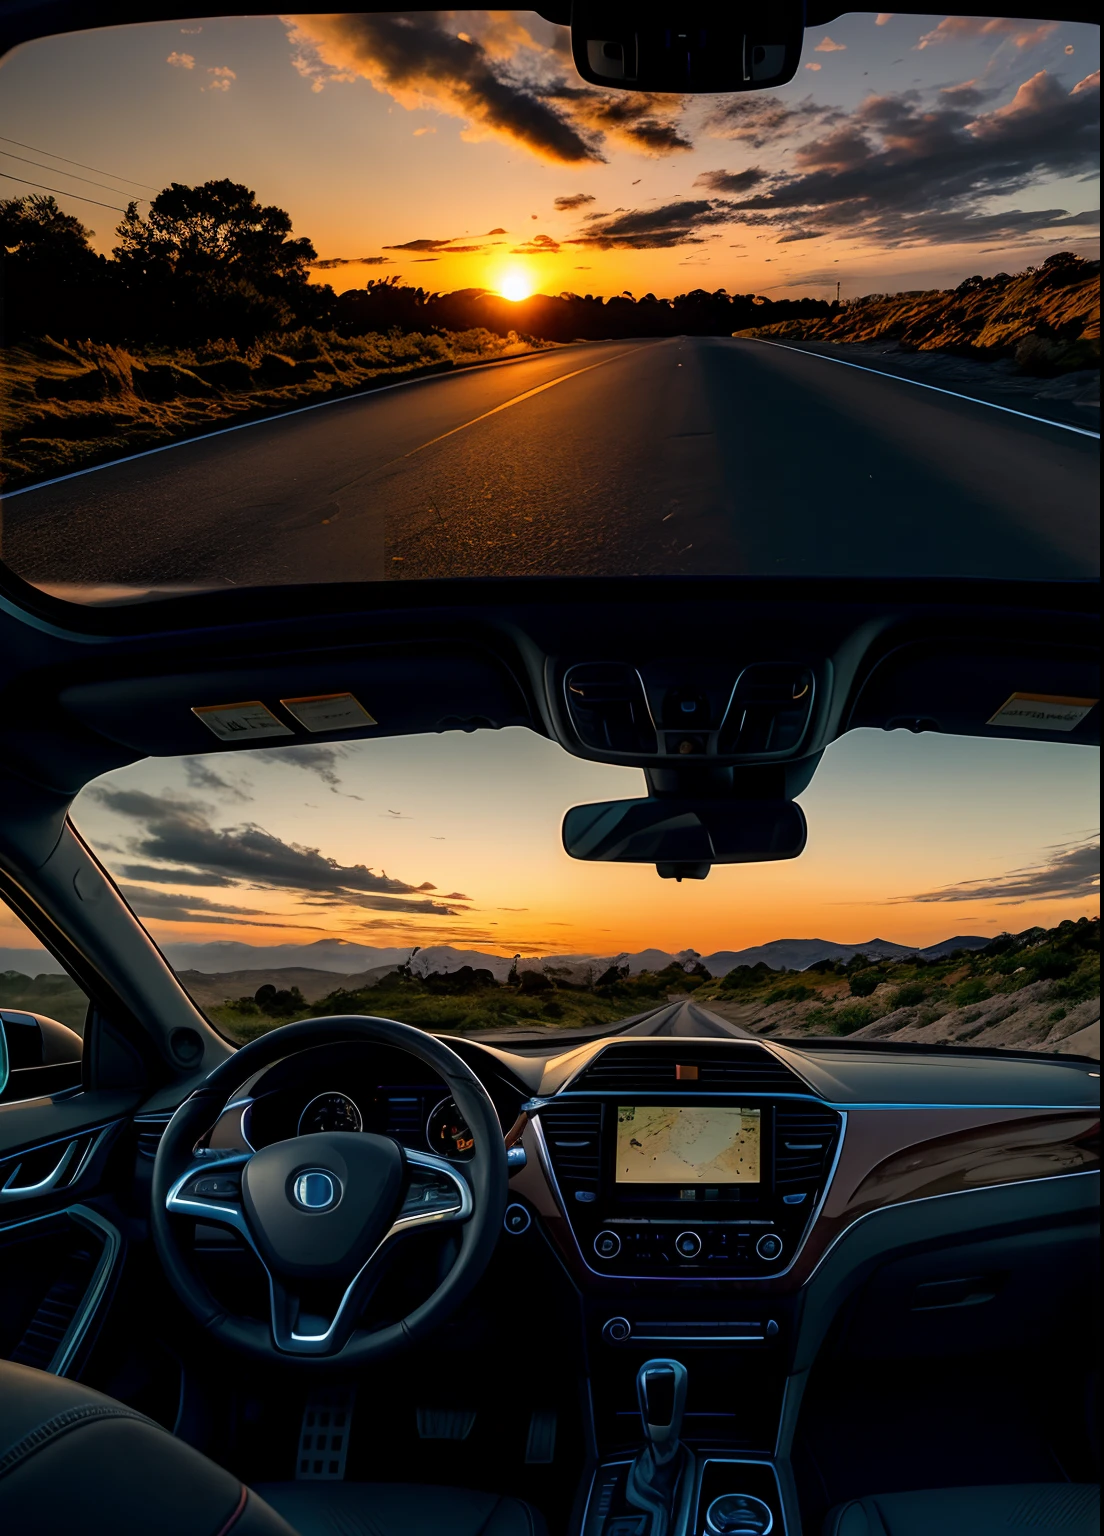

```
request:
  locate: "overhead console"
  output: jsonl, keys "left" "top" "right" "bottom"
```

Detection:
{"left": 527, "top": 1044, "right": 842, "bottom": 1280}
{"left": 559, "top": 659, "right": 821, "bottom": 766}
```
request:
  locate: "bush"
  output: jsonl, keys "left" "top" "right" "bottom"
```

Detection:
{"left": 518, "top": 969, "right": 552, "bottom": 994}
{"left": 1025, "top": 947, "right": 1078, "bottom": 982}
{"left": 766, "top": 983, "right": 815, "bottom": 1004}
{"left": 849, "top": 971, "right": 881, "bottom": 998}
{"left": 890, "top": 983, "right": 927, "bottom": 1009}
{"left": 953, "top": 978, "right": 990, "bottom": 1007}
{"left": 830, "top": 1003, "right": 875, "bottom": 1035}
{"left": 1054, "top": 964, "right": 1100, "bottom": 1003}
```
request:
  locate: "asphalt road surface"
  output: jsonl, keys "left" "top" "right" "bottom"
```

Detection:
{"left": 475, "top": 998, "right": 754, "bottom": 1044}
{"left": 4, "top": 335, "right": 1098, "bottom": 589}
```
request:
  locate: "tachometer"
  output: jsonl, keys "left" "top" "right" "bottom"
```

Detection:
{"left": 298, "top": 1091, "right": 363, "bottom": 1135}
{"left": 426, "top": 1096, "right": 475, "bottom": 1160}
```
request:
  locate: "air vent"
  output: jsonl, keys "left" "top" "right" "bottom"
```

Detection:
{"left": 134, "top": 1113, "right": 172, "bottom": 1161}
{"left": 774, "top": 1105, "right": 841, "bottom": 1189}
{"left": 537, "top": 1100, "right": 602, "bottom": 1191}
{"left": 569, "top": 1044, "right": 816, "bottom": 1097}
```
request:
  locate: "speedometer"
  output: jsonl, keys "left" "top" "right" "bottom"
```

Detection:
{"left": 297, "top": 1091, "right": 363, "bottom": 1135}
{"left": 426, "top": 1096, "right": 475, "bottom": 1160}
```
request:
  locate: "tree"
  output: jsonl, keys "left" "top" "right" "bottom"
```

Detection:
{"left": 0, "top": 194, "right": 108, "bottom": 341}
{"left": 113, "top": 179, "right": 325, "bottom": 341}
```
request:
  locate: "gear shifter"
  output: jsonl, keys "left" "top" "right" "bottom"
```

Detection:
{"left": 625, "top": 1359, "right": 693, "bottom": 1536}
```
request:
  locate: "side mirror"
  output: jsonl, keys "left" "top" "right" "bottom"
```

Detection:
{"left": 571, "top": 1, "right": 805, "bottom": 93}
{"left": 0, "top": 1009, "right": 83, "bottom": 1102}
{"left": 562, "top": 797, "right": 806, "bottom": 878}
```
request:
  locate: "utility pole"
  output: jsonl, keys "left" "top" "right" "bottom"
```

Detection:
{"left": 836, "top": 280, "right": 841, "bottom": 303}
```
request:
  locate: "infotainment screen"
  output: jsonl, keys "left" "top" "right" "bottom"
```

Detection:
{"left": 615, "top": 1105, "right": 761, "bottom": 1185}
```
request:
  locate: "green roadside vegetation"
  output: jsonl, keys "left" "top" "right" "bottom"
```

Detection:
{"left": 0, "top": 969, "right": 88, "bottom": 1033}
{"left": 205, "top": 917, "right": 1098, "bottom": 1050}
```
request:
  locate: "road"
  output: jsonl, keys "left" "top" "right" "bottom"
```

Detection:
{"left": 474, "top": 998, "right": 754, "bottom": 1044}
{"left": 3, "top": 335, "right": 1098, "bottom": 588}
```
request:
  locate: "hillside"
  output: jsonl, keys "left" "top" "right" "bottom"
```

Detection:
{"left": 736, "top": 253, "right": 1100, "bottom": 374}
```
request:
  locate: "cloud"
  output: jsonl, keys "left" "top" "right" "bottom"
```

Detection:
{"left": 511, "top": 233, "right": 560, "bottom": 253}
{"left": 205, "top": 66, "right": 236, "bottom": 93}
{"left": 897, "top": 838, "right": 1099, "bottom": 905}
{"left": 543, "top": 85, "right": 693, "bottom": 155}
{"left": 572, "top": 199, "right": 734, "bottom": 249}
{"left": 694, "top": 167, "right": 768, "bottom": 195}
{"left": 917, "top": 17, "right": 1059, "bottom": 51}
{"left": 716, "top": 69, "right": 1100, "bottom": 249}
{"left": 876, "top": 13, "right": 894, "bottom": 23}
{"left": 284, "top": 12, "right": 602, "bottom": 163}
{"left": 554, "top": 193, "right": 596, "bottom": 211}
{"left": 704, "top": 94, "right": 842, "bottom": 149}
{"left": 777, "top": 228, "right": 827, "bottom": 242}
{"left": 815, "top": 37, "right": 847, "bottom": 52}
{"left": 183, "top": 759, "right": 250, "bottom": 801}
{"left": 91, "top": 788, "right": 463, "bottom": 915}
{"left": 382, "top": 236, "right": 488, "bottom": 253}
{"left": 252, "top": 744, "right": 361, "bottom": 798}
{"left": 485, "top": 226, "right": 507, "bottom": 234}
{"left": 806, "top": 62, "right": 822, "bottom": 72}
{"left": 119, "top": 862, "right": 236, "bottom": 888}
{"left": 167, "top": 51, "right": 195, "bottom": 69}
{"left": 119, "top": 885, "right": 266, "bottom": 922}
{"left": 310, "top": 255, "right": 392, "bottom": 268}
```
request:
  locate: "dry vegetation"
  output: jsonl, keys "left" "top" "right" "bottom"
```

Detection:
{"left": 0, "top": 327, "right": 548, "bottom": 490}
{"left": 736, "top": 254, "right": 1100, "bottom": 374}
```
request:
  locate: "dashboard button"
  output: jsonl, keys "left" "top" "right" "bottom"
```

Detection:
{"left": 675, "top": 1230, "right": 702, "bottom": 1259}
{"left": 604, "top": 1316, "right": 632, "bottom": 1343}
{"left": 503, "top": 1203, "right": 531, "bottom": 1235}
{"left": 756, "top": 1233, "right": 784, "bottom": 1261}
{"left": 594, "top": 1230, "right": 621, "bottom": 1260}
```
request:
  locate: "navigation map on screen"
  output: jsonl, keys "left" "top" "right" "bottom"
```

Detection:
{"left": 615, "top": 1105, "right": 761, "bottom": 1184}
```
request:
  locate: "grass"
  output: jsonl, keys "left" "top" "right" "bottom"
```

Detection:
{"left": 0, "top": 326, "right": 552, "bottom": 490}
{"left": 734, "top": 256, "right": 1100, "bottom": 373}
{"left": 0, "top": 969, "right": 88, "bottom": 1033}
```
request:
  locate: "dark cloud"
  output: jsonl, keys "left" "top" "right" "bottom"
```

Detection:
{"left": 572, "top": 199, "right": 733, "bottom": 250}
{"left": 484, "top": 227, "right": 507, "bottom": 234}
{"left": 119, "top": 862, "right": 237, "bottom": 887}
{"left": 718, "top": 69, "right": 1100, "bottom": 248}
{"left": 182, "top": 759, "right": 249, "bottom": 801}
{"left": 704, "top": 94, "right": 842, "bottom": 149}
{"left": 91, "top": 788, "right": 464, "bottom": 915}
{"left": 899, "top": 839, "right": 1099, "bottom": 905}
{"left": 285, "top": 12, "right": 602, "bottom": 164}
{"left": 119, "top": 885, "right": 266, "bottom": 922}
{"left": 310, "top": 254, "right": 392, "bottom": 268}
{"left": 554, "top": 193, "right": 595, "bottom": 211}
{"left": 545, "top": 86, "right": 693, "bottom": 155}
{"left": 777, "top": 228, "right": 827, "bottom": 243}
{"left": 694, "top": 167, "right": 768, "bottom": 195}
{"left": 511, "top": 233, "right": 560, "bottom": 253}
{"left": 253, "top": 744, "right": 363, "bottom": 799}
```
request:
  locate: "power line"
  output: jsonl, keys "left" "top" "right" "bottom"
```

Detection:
{"left": 0, "top": 148, "right": 147, "bottom": 200}
{"left": 0, "top": 169, "right": 130, "bottom": 212}
{"left": 0, "top": 134, "right": 158, "bottom": 192}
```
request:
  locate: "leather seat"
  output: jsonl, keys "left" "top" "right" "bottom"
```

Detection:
{"left": 254, "top": 1481, "right": 546, "bottom": 1536}
{"left": 0, "top": 1360, "right": 544, "bottom": 1536}
{"left": 823, "top": 1483, "right": 1100, "bottom": 1536}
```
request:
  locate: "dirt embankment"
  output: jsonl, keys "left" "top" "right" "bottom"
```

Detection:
{"left": 0, "top": 327, "right": 551, "bottom": 491}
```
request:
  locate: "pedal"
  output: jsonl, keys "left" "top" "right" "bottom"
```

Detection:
{"left": 295, "top": 1387, "right": 355, "bottom": 1480}
{"left": 416, "top": 1407, "right": 476, "bottom": 1440}
{"left": 525, "top": 1409, "right": 557, "bottom": 1463}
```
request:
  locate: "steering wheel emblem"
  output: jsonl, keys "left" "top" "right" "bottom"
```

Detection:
{"left": 292, "top": 1169, "right": 339, "bottom": 1211}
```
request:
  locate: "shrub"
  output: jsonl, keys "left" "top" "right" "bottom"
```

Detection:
{"left": 890, "top": 983, "right": 927, "bottom": 1009}
{"left": 953, "top": 978, "right": 990, "bottom": 1007}
{"left": 518, "top": 969, "right": 552, "bottom": 994}
{"left": 849, "top": 971, "right": 880, "bottom": 998}
{"left": 1025, "top": 947, "right": 1078, "bottom": 982}
{"left": 831, "top": 1003, "right": 875, "bottom": 1035}
{"left": 1054, "top": 964, "right": 1100, "bottom": 1003}
{"left": 766, "top": 983, "right": 815, "bottom": 1004}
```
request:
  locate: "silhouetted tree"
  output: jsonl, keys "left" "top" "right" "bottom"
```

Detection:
{"left": 0, "top": 194, "right": 110, "bottom": 340}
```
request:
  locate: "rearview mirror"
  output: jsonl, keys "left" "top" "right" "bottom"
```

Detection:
{"left": 562, "top": 797, "right": 806, "bottom": 878}
{"left": 571, "top": 2, "right": 805, "bottom": 93}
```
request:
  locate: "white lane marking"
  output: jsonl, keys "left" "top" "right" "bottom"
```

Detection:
{"left": 742, "top": 337, "right": 1100, "bottom": 441}
{"left": 395, "top": 346, "right": 640, "bottom": 460}
{"left": 1, "top": 341, "right": 622, "bottom": 500}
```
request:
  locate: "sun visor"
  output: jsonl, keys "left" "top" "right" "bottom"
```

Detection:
{"left": 57, "top": 645, "right": 532, "bottom": 756}
{"left": 847, "top": 643, "right": 1099, "bottom": 746}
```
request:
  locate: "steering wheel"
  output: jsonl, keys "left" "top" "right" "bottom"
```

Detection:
{"left": 151, "top": 1016, "right": 508, "bottom": 1365}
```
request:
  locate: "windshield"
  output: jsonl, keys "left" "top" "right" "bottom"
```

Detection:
{"left": 0, "top": 11, "right": 1098, "bottom": 600}
{"left": 65, "top": 727, "right": 1099, "bottom": 1055}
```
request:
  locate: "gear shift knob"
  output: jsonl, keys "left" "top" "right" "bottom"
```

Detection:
{"left": 636, "top": 1358, "right": 688, "bottom": 1465}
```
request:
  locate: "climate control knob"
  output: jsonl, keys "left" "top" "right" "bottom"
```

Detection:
{"left": 756, "top": 1232, "right": 784, "bottom": 1262}
{"left": 594, "top": 1230, "right": 621, "bottom": 1260}
{"left": 675, "top": 1230, "right": 702, "bottom": 1259}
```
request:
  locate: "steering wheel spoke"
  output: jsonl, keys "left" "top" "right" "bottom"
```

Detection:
{"left": 165, "top": 1151, "right": 254, "bottom": 1243}
{"left": 395, "top": 1148, "right": 473, "bottom": 1230}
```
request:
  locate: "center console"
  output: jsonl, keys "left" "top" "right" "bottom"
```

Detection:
{"left": 531, "top": 1087, "right": 842, "bottom": 1280}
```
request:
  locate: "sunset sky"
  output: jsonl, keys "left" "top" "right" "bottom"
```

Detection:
{"left": 0, "top": 727, "right": 1079, "bottom": 962}
{"left": 0, "top": 10, "right": 1098, "bottom": 301}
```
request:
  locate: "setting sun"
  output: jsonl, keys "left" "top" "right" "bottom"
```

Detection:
{"left": 499, "top": 269, "right": 534, "bottom": 302}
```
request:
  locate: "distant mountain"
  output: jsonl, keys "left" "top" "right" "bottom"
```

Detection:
{"left": 699, "top": 936, "right": 990, "bottom": 974}
{"left": 162, "top": 938, "right": 410, "bottom": 974}
{"left": 0, "top": 947, "right": 66, "bottom": 976}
